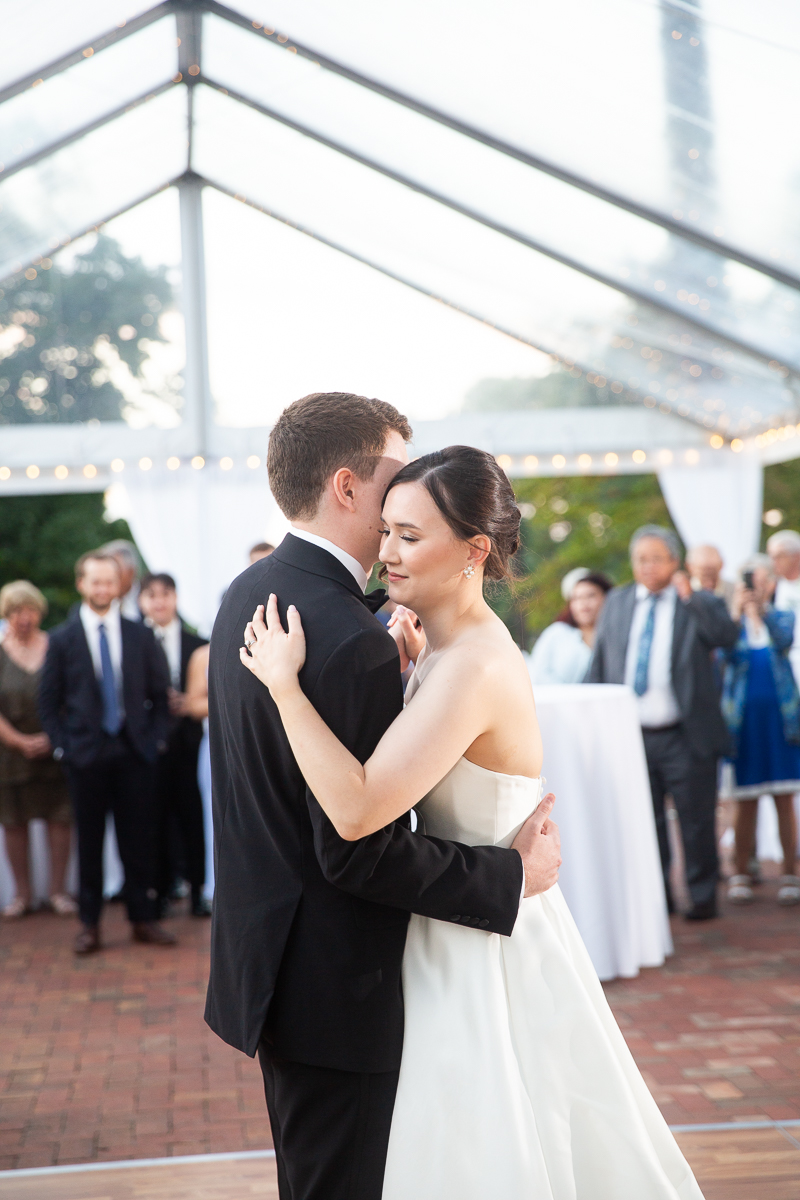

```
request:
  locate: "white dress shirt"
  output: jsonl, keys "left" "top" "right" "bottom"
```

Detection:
{"left": 624, "top": 584, "right": 680, "bottom": 729}
{"left": 290, "top": 528, "right": 369, "bottom": 593}
{"left": 529, "top": 622, "right": 592, "bottom": 685}
{"left": 148, "top": 616, "right": 182, "bottom": 687}
{"left": 80, "top": 599, "right": 125, "bottom": 719}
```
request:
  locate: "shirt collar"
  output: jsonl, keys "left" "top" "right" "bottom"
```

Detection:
{"left": 289, "top": 528, "right": 369, "bottom": 593}
{"left": 635, "top": 583, "right": 675, "bottom": 601}
{"left": 80, "top": 598, "right": 120, "bottom": 627}
{"left": 145, "top": 615, "right": 180, "bottom": 636}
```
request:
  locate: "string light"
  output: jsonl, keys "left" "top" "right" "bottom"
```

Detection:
{"left": 496, "top": 455, "right": 512, "bottom": 470}
{"left": 111, "top": 459, "right": 125, "bottom": 472}
{"left": 604, "top": 452, "right": 619, "bottom": 467}
{"left": 0, "top": 467, "right": 9, "bottom": 480}
{"left": 524, "top": 455, "right": 538, "bottom": 470}
{"left": 632, "top": 450, "right": 647, "bottom": 463}
{"left": 731, "top": 439, "right": 744, "bottom": 453}
{"left": 26, "top": 465, "right": 39, "bottom": 479}
{"left": 247, "top": 455, "right": 260, "bottom": 469}
{"left": 83, "top": 464, "right": 97, "bottom": 478}
{"left": 552, "top": 455, "right": 566, "bottom": 468}
{"left": 139, "top": 457, "right": 152, "bottom": 471}
{"left": 709, "top": 435, "right": 724, "bottom": 449}
{"left": 685, "top": 449, "right": 700, "bottom": 464}
{"left": 191, "top": 456, "right": 205, "bottom": 470}
{"left": 578, "top": 454, "right": 592, "bottom": 469}
{"left": 220, "top": 457, "right": 233, "bottom": 470}
{"left": 54, "top": 465, "right": 68, "bottom": 480}
{"left": 167, "top": 457, "right": 180, "bottom": 470}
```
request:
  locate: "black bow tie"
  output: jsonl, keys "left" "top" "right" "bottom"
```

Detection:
{"left": 363, "top": 588, "right": 388, "bottom": 613}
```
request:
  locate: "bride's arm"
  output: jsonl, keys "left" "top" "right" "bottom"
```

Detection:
{"left": 240, "top": 596, "right": 488, "bottom": 840}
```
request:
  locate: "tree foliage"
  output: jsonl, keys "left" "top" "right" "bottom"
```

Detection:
{"left": 0, "top": 493, "right": 133, "bottom": 627}
{"left": 462, "top": 366, "right": 629, "bottom": 412}
{"left": 0, "top": 233, "right": 173, "bottom": 424}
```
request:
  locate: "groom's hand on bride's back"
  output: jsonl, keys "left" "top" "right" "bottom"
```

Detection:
{"left": 511, "top": 794, "right": 561, "bottom": 897}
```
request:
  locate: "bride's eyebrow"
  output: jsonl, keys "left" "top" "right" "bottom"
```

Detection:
{"left": 395, "top": 521, "right": 422, "bottom": 531}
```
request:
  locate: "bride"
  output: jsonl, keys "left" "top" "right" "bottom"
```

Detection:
{"left": 240, "top": 446, "right": 703, "bottom": 1199}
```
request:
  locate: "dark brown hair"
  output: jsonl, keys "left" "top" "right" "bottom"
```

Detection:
{"left": 267, "top": 392, "right": 412, "bottom": 520}
{"left": 74, "top": 550, "right": 121, "bottom": 581}
{"left": 382, "top": 446, "right": 521, "bottom": 580}
{"left": 555, "top": 572, "right": 613, "bottom": 626}
{"left": 140, "top": 572, "right": 177, "bottom": 593}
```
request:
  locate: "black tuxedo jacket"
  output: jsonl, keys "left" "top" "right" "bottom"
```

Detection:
{"left": 585, "top": 582, "right": 739, "bottom": 756}
{"left": 38, "top": 610, "right": 170, "bottom": 768}
{"left": 204, "top": 534, "right": 523, "bottom": 1071}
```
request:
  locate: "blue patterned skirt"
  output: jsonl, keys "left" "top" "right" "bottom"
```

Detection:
{"left": 728, "top": 648, "right": 800, "bottom": 798}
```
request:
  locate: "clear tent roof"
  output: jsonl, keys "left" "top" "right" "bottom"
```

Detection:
{"left": 1, "top": 0, "right": 798, "bottom": 439}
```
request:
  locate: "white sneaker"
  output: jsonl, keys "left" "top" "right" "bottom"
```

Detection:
{"left": 727, "top": 875, "right": 754, "bottom": 904}
{"left": 777, "top": 875, "right": 800, "bottom": 906}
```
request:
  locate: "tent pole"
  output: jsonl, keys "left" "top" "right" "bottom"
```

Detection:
{"left": 178, "top": 174, "right": 212, "bottom": 458}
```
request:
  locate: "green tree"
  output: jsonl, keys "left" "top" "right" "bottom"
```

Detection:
{"left": 0, "top": 233, "right": 174, "bottom": 424}
{"left": 462, "top": 365, "right": 627, "bottom": 412}
{"left": 488, "top": 473, "right": 678, "bottom": 648}
{"left": 0, "top": 493, "right": 134, "bottom": 627}
{"left": 762, "top": 460, "right": 800, "bottom": 547}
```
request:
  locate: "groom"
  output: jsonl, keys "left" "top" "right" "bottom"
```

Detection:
{"left": 205, "top": 392, "right": 561, "bottom": 1200}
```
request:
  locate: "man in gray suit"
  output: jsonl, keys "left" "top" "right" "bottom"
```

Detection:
{"left": 586, "top": 526, "right": 738, "bottom": 920}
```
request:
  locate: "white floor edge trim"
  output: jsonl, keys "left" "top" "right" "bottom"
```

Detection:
{"left": 0, "top": 1149, "right": 276, "bottom": 1179}
{"left": 5, "top": 1122, "right": 800, "bottom": 1179}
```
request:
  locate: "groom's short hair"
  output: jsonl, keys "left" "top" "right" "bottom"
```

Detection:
{"left": 268, "top": 392, "right": 412, "bottom": 520}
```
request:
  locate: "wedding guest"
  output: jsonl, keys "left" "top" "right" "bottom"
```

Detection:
{"left": 686, "top": 544, "right": 735, "bottom": 610}
{"left": 529, "top": 569, "right": 613, "bottom": 684}
{"left": 722, "top": 555, "right": 800, "bottom": 906}
{"left": 184, "top": 643, "right": 213, "bottom": 901}
{"left": 100, "top": 539, "right": 142, "bottom": 620}
{"left": 139, "top": 573, "right": 209, "bottom": 918}
{"left": 38, "top": 551, "right": 174, "bottom": 954}
{"left": 767, "top": 529, "right": 800, "bottom": 686}
{"left": 586, "top": 525, "right": 739, "bottom": 919}
{"left": 0, "top": 582, "right": 75, "bottom": 919}
{"left": 249, "top": 542, "right": 275, "bottom": 565}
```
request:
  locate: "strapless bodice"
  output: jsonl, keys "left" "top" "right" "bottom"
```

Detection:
{"left": 415, "top": 756, "right": 542, "bottom": 848}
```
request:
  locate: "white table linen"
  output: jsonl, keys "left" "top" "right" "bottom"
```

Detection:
{"left": 531, "top": 682, "right": 673, "bottom": 980}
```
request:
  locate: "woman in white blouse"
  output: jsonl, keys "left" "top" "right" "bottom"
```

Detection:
{"left": 529, "top": 569, "right": 613, "bottom": 684}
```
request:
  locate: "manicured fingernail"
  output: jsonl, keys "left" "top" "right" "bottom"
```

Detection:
{"left": 288, "top": 604, "right": 297, "bottom": 612}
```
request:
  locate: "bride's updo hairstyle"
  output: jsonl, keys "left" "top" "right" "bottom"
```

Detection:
{"left": 383, "top": 446, "right": 521, "bottom": 580}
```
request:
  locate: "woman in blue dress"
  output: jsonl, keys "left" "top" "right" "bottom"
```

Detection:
{"left": 722, "top": 554, "right": 800, "bottom": 906}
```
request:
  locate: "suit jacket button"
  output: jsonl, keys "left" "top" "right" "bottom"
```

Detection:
{"left": 450, "top": 914, "right": 460, "bottom": 922}
{"left": 479, "top": 919, "right": 489, "bottom": 928}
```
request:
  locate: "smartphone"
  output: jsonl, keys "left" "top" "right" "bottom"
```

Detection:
{"left": 743, "top": 570, "right": 754, "bottom": 591}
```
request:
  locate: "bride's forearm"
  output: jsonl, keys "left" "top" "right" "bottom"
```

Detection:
{"left": 275, "top": 685, "right": 373, "bottom": 840}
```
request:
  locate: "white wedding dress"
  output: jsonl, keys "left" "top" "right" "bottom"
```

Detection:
{"left": 382, "top": 756, "right": 703, "bottom": 1199}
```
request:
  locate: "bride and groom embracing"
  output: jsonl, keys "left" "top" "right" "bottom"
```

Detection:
{"left": 205, "top": 392, "right": 703, "bottom": 1200}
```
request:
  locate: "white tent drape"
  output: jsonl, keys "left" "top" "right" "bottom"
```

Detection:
{"left": 658, "top": 455, "right": 764, "bottom": 580}
{"left": 121, "top": 467, "right": 290, "bottom": 634}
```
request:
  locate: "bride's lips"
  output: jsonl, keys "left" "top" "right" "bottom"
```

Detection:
{"left": 386, "top": 572, "right": 407, "bottom": 582}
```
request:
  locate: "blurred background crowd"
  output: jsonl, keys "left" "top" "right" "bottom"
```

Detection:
{"left": 3, "top": 507, "right": 800, "bottom": 944}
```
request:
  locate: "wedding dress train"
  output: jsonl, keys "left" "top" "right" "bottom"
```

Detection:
{"left": 382, "top": 757, "right": 702, "bottom": 1199}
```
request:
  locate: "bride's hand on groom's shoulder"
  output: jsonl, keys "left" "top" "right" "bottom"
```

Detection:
{"left": 387, "top": 605, "right": 425, "bottom": 672}
{"left": 512, "top": 794, "right": 562, "bottom": 898}
{"left": 238, "top": 594, "right": 307, "bottom": 702}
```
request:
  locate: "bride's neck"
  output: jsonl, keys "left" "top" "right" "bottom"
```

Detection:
{"left": 414, "top": 587, "right": 488, "bottom": 653}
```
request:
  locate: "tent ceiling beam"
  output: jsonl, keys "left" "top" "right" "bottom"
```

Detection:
{"left": 0, "top": 82, "right": 176, "bottom": 186}
{"left": 0, "top": 2, "right": 174, "bottom": 106}
{"left": 3, "top": 0, "right": 797, "bottom": 296}
{"left": 203, "top": 79, "right": 790, "bottom": 375}
{"left": 203, "top": 0, "right": 800, "bottom": 294}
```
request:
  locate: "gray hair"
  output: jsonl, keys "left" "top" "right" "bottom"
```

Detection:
{"left": 629, "top": 524, "right": 682, "bottom": 561}
{"left": 740, "top": 552, "right": 775, "bottom": 580}
{"left": 100, "top": 538, "right": 141, "bottom": 574}
{"left": 766, "top": 529, "right": 800, "bottom": 556}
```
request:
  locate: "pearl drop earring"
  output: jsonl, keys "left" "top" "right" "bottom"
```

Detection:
{"left": 463, "top": 563, "right": 475, "bottom": 578}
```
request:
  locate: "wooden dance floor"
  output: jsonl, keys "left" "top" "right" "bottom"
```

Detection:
{"left": 2, "top": 1126, "right": 800, "bottom": 1199}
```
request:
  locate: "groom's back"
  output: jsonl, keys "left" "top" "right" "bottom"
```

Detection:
{"left": 205, "top": 534, "right": 407, "bottom": 1068}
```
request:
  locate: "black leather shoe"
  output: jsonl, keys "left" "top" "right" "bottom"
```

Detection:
{"left": 74, "top": 925, "right": 101, "bottom": 955}
{"left": 191, "top": 897, "right": 212, "bottom": 918}
{"left": 684, "top": 902, "right": 718, "bottom": 921}
{"left": 132, "top": 921, "right": 177, "bottom": 946}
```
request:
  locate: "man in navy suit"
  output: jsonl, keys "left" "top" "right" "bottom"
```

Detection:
{"left": 38, "top": 551, "right": 174, "bottom": 954}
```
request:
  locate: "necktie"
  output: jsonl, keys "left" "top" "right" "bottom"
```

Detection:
{"left": 98, "top": 622, "right": 121, "bottom": 735}
{"left": 633, "top": 592, "right": 660, "bottom": 697}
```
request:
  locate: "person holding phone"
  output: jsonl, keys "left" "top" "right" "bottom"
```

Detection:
{"left": 722, "top": 554, "right": 800, "bottom": 906}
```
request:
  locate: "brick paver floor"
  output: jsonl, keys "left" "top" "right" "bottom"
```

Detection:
{"left": 2, "top": 878, "right": 800, "bottom": 1171}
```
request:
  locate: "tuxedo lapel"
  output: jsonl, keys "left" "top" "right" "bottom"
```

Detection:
{"left": 273, "top": 533, "right": 374, "bottom": 608}
{"left": 614, "top": 584, "right": 637, "bottom": 680}
{"left": 71, "top": 612, "right": 102, "bottom": 703}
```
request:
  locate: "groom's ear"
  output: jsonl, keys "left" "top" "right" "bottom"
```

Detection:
{"left": 330, "top": 466, "right": 358, "bottom": 513}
